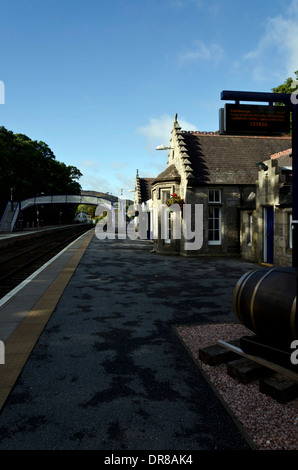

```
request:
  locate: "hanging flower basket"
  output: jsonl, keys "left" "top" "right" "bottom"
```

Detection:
{"left": 165, "top": 193, "right": 184, "bottom": 210}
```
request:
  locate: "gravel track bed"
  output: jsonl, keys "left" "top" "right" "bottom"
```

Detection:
{"left": 175, "top": 322, "right": 298, "bottom": 450}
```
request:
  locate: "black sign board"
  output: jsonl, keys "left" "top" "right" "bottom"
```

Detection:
{"left": 222, "top": 103, "right": 290, "bottom": 135}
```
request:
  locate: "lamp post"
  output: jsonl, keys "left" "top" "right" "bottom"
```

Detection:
{"left": 291, "top": 103, "right": 298, "bottom": 267}
{"left": 36, "top": 192, "right": 44, "bottom": 229}
{"left": 10, "top": 187, "right": 13, "bottom": 211}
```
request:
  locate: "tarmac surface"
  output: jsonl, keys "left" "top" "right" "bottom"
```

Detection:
{"left": 0, "top": 231, "right": 259, "bottom": 451}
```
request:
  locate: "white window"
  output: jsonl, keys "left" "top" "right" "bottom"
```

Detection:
{"left": 161, "top": 190, "right": 171, "bottom": 204}
{"left": 208, "top": 206, "right": 221, "bottom": 244}
{"left": 161, "top": 190, "right": 171, "bottom": 243}
{"left": 208, "top": 189, "right": 221, "bottom": 203}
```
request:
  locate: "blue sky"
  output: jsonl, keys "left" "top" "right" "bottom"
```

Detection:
{"left": 1, "top": 0, "right": 298, "bottom": 200}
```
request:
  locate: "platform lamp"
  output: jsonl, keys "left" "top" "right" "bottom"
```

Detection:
{"left": 36, "top": 192, "right": 44, "bottom": 229}
{"left": 256, "top": 161, "right": 268, "bottom": 172}
{"left": 10, "top": 187, "right": 13, "bottom": 211}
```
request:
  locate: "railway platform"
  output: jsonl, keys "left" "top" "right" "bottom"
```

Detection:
{"left": 0, "top": 231, "right": 258, "bottom": 451}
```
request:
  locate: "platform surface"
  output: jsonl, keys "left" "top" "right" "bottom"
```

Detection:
{"left": 0, "top": 233, "right": 259, "bottom": 450}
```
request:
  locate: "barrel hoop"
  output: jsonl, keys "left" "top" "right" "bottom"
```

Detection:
{"left": 290, "top": 296, "right": 297, "bottom": 340}
{"left": 232, "top": 270, "right": 257, "bottom": 325}
{"left": 250, "top": 268, "right": 275, "bottom": 331}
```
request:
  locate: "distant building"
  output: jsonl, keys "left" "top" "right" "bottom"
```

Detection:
{"left": 75, "top": 211, "right": 90, "bottom": 223}
{"left": 134, "top": 170, "right": 154, "bottom": 239}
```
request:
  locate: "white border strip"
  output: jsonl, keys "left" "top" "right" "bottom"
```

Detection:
{"left": 0, "top": 231, "right": 90, "bottom": 308}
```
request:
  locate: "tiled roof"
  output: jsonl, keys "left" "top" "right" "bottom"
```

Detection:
{"left": 139, "top": 177, "right": 154, "bottom": 202}
{"left": 180, "top": 132, "right": 292, "bottom": 185}
{"left": 275, "top": 154, "right": 292, "bottom": 167}
{"left": 152, "top": 164, "right": 181, "bottom": 184}
{"left": 271, "top": 148, "right": 292, "bottom": 160}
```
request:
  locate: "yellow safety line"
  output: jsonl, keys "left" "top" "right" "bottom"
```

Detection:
{"left": 0, "top": 229, "right": 94, "bottom": 411}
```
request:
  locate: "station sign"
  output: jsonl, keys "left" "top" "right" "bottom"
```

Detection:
{"left": 220, "top": 103, "right": 290, "bottom": 135}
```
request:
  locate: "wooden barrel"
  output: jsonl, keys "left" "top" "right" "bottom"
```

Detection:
{"left": 233, "top": 266, "right": 298, "bottom": 343}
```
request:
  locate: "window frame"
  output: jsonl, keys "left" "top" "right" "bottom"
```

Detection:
{"left": 208, "top": 189, "right": 221, "bottom": 204}
{"left": 208, "top": 205, "right": 222, "bottom": 245}
{"left": 161, "top": 188, "right": 172, "bottom": 243}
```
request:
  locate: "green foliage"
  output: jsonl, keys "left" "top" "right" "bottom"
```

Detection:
{"left": 271, "top": 70, "right": 298, "bottom": 133}
{"left": 272, "top": 70, "right": 298, "bottom": 95}
{"left": 0, "top": 126, "right": 83, "bottom": 222}
{"left": 94, "top": 210, "right": 107, "bottom": 224}
{"left": 76, "top": 204, "right": 95, "bottom": 217}
{"left": 165, "top": 193, "right": 184, "bottom": 209}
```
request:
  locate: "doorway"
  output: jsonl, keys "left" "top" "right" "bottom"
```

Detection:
{"left": 263, "top": 206, "right": 274, "bottom": 264}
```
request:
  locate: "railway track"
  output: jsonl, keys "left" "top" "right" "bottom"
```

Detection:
{"left": 0, "top": 224, "right": 93, "bottom": 299}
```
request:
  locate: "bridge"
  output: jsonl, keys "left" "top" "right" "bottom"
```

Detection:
{"left": 0, "top": 194, "right": 119, "bottom": 232}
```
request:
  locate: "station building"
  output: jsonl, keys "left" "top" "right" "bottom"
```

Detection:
{"left": 134, "top": 114, "right": 292, "bottom": 261}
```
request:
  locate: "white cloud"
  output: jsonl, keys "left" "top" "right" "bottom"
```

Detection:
{"left": 169, "top": 0, "right": 201, "bottom": 7}
{"left": 115, "top": 172, "right": 135, "bottom": 191}
{"left": 79, "top": 174, "right": 111, "bottom": 193}
{"left": 243, "top": 1, "right": 298, "bottom": 82}
{"left": 81, "top": 160, "right": 99, "bottom": 168}
{"left": 289, "top": 0, "right": 298, "bottom": 16}
{"left": 135, "top": 114, "right": 197, "bottom": 151}
{"left": 111, "top": 161, "right": 126, "bottom": 169}
{"left": 170, "top": 0, "right": 218, "bottom": 10}
{"left": 177, "top": 40, "right": 224, "bottom": 66}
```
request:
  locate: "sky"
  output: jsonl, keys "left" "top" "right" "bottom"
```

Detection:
{"left": 0, "top": 0, "right": 298, "bottom": 201}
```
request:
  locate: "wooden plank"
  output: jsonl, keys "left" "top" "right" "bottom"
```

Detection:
{"left": 217, "top": 340, "right": 298, "bottom": 383}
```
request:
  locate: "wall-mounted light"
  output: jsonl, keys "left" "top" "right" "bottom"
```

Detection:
{"left": 156, "top": 145, "right": 174, "bottom": 150}
{"left": 256, "top": 161, "right": 268, "bottom": 171}
{"left": 281, "top": 166, "right": 292, "bottom": 171}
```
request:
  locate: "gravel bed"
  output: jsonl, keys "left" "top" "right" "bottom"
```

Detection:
{"left": 175, "top": 322, "right": 298, "bottom": 450}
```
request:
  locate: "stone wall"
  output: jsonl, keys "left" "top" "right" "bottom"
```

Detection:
{"left": 240, "top": 158, "right": 292, "bottom": 266}
{"left": 152, "top": 183, "right": 244, "bottom": 257}
{"left": 185, "top": 186, "right": 241, "bottom": 256}
{"left": 273, "top": 207, "right": 292, "bottom": 266}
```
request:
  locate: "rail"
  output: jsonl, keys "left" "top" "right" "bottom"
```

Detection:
{"left": 0, "top": 224, "right": 93, "bottom": 299}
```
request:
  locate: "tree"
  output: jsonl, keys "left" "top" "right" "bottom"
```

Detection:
{"left": 76, "top": 204, "right": 95, "bottom": 218}
{"left": 271, "top": 70, "right": 298, "bottom": 133}
{"left": 272, "top": 70, "right": 298, "bottom": 95}
{"left": 0, "top": 126, "right": 83, "bottom": 224}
